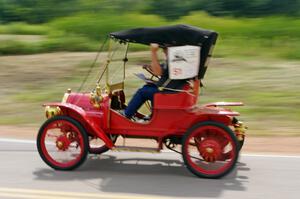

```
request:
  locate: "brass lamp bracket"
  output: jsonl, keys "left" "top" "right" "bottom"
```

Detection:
{"left": 90, "top": 84, "right": 104, "bottom": 108}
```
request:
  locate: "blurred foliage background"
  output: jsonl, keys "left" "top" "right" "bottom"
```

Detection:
{"left": 0, "top": 0, "right": 300, "bottom": 59}
{"left": 0, "top": 0, "right": 299, "bottom": 136}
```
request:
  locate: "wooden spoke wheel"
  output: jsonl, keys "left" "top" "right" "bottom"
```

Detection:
{"left": 182, "top": 121, "right": 239, "bottom": 178}
{"left": 37, "top": 116, "right": 88, "bottom": 170}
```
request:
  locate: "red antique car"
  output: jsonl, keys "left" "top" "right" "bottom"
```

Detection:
{"left": 37, "top": 25, "right": 247, "bottom": 178}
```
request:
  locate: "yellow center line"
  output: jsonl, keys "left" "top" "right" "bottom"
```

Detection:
{"left": 0, "top": 187, "right": 172, "bottom": 199}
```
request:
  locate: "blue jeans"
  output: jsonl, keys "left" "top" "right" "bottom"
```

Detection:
{"left": 124, "top": 84, "right": 159, "bottom": 118}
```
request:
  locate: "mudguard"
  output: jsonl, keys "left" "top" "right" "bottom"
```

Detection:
{"left": 187, "top": 104, "right": 241, "bottom": 126}
{"left": 44, "top": 102, "right": 114, "bottom": 148}
{"left": 204, "top": 102, "right": 244, "bottom": 107}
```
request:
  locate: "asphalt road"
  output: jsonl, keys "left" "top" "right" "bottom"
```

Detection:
{"left": 0, "top": 138, "right": 299, "bottom": 199}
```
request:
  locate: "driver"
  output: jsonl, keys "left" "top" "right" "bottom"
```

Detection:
{"left": 124, "top": 43, "right": 187, "bottom": 119}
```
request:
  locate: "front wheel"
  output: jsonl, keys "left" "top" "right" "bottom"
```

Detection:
{"left": 182, "top": 121, "right": 239, "bottom": 178}
{"left": 37, "top": 116, "right": 89, "bottom": 170}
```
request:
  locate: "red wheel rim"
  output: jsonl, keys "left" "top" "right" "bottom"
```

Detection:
{"left": 40, "top": 120, "right": 85, "bottom": 168}
{"left": 184, "top": 125, "right": 237, "bottom": 176}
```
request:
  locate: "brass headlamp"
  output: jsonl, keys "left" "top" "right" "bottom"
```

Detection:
{"left": 90, "top": 85, "right": 103, "bottom": 108}
{"left": 45, "top": 106, "right": 62, "bottom": 119}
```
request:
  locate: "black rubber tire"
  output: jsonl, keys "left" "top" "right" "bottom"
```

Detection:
{"left": 88, "top": 142, "right": 110, "bottom": 154}
{"left": 182, "top": 121, "right": 239, "bottom": 179}
{"left": 37, "top": 116, "right": 89, "bottom": 171}
{"left": 88, "top": 135, "right": 117, "bottom": 154}
{"left": 238, "top": 139, "right": 245, "bottom": 151}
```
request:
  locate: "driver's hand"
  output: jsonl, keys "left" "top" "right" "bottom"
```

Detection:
{"left": 142, "top": 64, "right": 150, "bottom": 69}
{"left": 150, "top": 43, "right": 159, "bottom": 52}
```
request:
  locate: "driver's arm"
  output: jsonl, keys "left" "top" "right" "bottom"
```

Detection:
{"left": 150, "top": 43, "right": 163, "bottom": 76}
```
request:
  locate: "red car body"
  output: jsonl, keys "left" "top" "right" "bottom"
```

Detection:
{"left": 44, "top": 84, "right": 243, "bottom": 150}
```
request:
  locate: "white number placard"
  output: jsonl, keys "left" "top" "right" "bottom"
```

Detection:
{"left": 168, "top": 45, "right": 201, "bottom": 79}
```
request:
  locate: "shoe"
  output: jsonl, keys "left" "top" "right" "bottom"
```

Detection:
{"left": 143, "top": 115, "right": 151, "bottom": 121}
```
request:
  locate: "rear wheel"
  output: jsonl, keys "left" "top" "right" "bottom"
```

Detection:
{"left": 37, "top": 116, "right": 88, "bottom": 170}
{"left": 182, "top": 121, "right": 239, "bottom": 178}
{"left": 238, "top": 139, "right": 245, "bottom": 151}
{"left": 88, "top": 135, "right": 117, "bottom": 154}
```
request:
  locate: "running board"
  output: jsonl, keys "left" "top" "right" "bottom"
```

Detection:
{"left": 112, "top": 146, "right": 160, "bottom": 153}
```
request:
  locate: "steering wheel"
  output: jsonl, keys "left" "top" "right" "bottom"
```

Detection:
{"left": 142, "top": 64, "right": 159, "bottom": 78}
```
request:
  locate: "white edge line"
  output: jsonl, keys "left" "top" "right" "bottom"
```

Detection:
{"left": 0, "top": 138, "right": 36, "bottom": 144}
{"left": 241, "top": 153, "right": 300, "bottom": 158}
{"left": 1, "top": 138, "right": 300, "bottom": 158}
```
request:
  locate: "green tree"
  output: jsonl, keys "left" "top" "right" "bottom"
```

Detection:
{"left": 145, "top": 0, "right": 300, "bottom": 19}
{"left": 0, "top": 0, "right": 81, "bottom": 23}
{"left": 144, "top": 0, "right": 196, "bottom": 20}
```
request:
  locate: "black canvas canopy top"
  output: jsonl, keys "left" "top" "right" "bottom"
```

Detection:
{"left": 110, "top": 24, "right": 218, "bottom": 79}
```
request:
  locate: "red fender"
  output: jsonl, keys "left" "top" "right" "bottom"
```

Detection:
{"left": 190, "top": 105, "right": 240, "bottom": 116}
{"left": 187, "top": 105, "right": 240, "bottom": 126}
{"left": 44, "top": 102, "right": 114, "bottom": 148}
{"left": 204, "top": 102, "right": 244, "bottom": 107}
